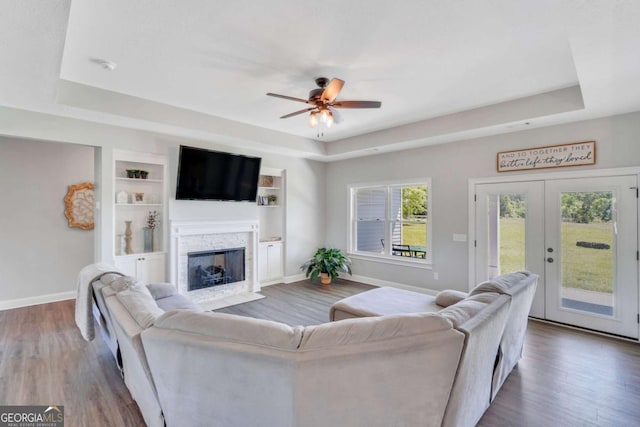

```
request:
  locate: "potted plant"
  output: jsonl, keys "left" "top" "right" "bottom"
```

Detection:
{"left": 267, "top": 194, "right": 278, "bottom": 205}
{"left": 301, "top": 247, "right": 352, "bottom": 286}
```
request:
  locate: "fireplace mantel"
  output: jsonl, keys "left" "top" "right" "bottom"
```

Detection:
{"left": 169, "top": 220, "right": 260, "bottom": 302}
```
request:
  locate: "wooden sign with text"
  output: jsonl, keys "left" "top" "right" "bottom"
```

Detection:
{"left": 497, "top": 141, "right": 596, "bottom": 172}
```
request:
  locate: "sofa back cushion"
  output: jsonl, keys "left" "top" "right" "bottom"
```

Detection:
{"left": 469, "top": 270, "right": 531, "bottom": 296}
{"left": 153, "top": 310, "right": 303, "bottom": 350}
{"left": 116, "top": 284, "right": 164, "bottom": 329}
{"left": 439, "top": 292, "right": 502, "bottom": 328}
{"left": 146, "top": 282, "right": 178, "bottom": 300}
{"left": 109, "top": 275, "right": 140, "bottom": 292}
{"left": 299, "top": 312, "right": 454, "bottom": 350}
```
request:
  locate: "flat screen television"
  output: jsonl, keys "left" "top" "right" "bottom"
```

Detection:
{"left": 176, "top": 145, "right": 262, "bottom": 202}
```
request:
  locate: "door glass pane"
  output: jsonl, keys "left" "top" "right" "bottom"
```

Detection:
{"left": 559, "top": 192, "right": 614, "bottom": 316}
{"left": 487, "top": 193, "right": 527, "bottom": 278}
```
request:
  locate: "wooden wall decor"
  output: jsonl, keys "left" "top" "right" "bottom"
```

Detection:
{"left": 64, "top": 182, "right": 95, "bottom": 230}
{"left": 497, "top": 141, "right": 596, "bottom": 172}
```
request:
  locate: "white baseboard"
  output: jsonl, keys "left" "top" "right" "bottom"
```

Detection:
{"left": 0, "top": 290, "right": 76, "bottom": 311}
{"left": 283, "top": 273, "right": 306, "bottom": 284}
{"left": 350, "top": 274, "right": 438, "bottom": 296}
{"left": 257, "top": 273, "right": 306, "bottom": 288}
{"left": 259, "top": 279, "right": 282, "bottom": 287}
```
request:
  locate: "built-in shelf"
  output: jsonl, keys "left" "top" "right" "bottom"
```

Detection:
{"left": 115, "top": 177, "right": 163, "bottom": 183}
{"left": 116, "top": 203, "right": 163, "bottom": 207}
{"left": 113, "top": 151, "right": 167, "bottom": 283}
{"left": 257, "top": 168, "right": 285, "bottom": 284}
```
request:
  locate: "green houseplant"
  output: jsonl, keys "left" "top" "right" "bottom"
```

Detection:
{"left": 301, "top": 247, "right": 352, "bottom": 285}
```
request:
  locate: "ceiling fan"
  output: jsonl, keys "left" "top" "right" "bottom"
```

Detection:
{"left": 266, "top": 77, "right": 381, "bottom": 128}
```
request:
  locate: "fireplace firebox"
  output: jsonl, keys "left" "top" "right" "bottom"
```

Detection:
{"left": 187, "top": 247, "right": 245, "bottom": 291}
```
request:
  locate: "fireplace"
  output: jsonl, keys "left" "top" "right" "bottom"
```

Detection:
{"left": 170, "top": 220, "right": 259, "bottom": 303}
{"left": 188, "top": 248, "right": 245, "bottom": 291}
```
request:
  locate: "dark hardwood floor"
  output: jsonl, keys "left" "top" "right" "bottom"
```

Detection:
{"left": 216, "top": 278, "right": 375, "bottom": 324}
{"left": 1, "top": 280, "right": 639, "bottom": 426}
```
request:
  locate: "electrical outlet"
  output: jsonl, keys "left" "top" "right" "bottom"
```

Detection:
{"left": 433, "top": 272, "right": 439, "bottom": 280}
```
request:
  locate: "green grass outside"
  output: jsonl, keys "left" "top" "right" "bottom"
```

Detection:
{"left": 401, "top": 222, "right": 427, "bottom": 246}
{"left": 500, "top": 218, "right": 613, "bottom": 293}
{"left": 498, "top": 218, "right": 526, "bottom": 274}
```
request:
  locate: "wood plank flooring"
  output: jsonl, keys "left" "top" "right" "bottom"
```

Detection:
{"left": 1, "top": 280, "right": 639, "bottom": 426}
{"left": 216, "top": 278, "right": 375, "bottom": 324}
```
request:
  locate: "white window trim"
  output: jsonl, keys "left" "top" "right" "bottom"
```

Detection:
{"left": 348, "top": 178, "right": 433, "bottom": 265}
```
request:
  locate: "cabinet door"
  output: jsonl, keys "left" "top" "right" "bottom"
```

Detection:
{"left": 258, "top": 244, "right": 269, "bottom": 282}
{"left": 142, "top": 253, "right": 166, "bottom": 283}
{"left": 267, "top": 244, "right": 283, "bottom": 279}
{"left": 114, "top": 256, "right": 138, "bottom": 277}
{"left": 114, "top": 253, "right": 166, "bottom": 282}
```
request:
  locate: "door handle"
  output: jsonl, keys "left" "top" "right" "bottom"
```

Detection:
{"left": 547, "top": 257, "right": 554, "bottom": 263}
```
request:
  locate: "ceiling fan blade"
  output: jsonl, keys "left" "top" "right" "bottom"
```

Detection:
{"left": 332, "top": 100, "right": 381, "bottom": 108}
{"left": 280, "top": 107, "right": 316, "bottom": 119}
{"left": 321, "top": 78, "right": 345, "bottom": 103}
{"left": 266, "top": 93, "right": 313, "bottom": 105}
{"left": 328, "top": 106, "right": 343, "bottom": 124}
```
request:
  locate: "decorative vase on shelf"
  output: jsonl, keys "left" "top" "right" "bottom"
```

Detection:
{"left": 116, "top": 234, "right": 125, "bottom": 255}
{"left": 143, "top": 227, "right": 154, "bottom": 253}
{"left": 124, "top": 221, "right": 133, "bottom": 254}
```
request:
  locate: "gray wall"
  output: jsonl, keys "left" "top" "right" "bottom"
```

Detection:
{"left": 0, "top": 114, "right": 327, "bottom": 306}
{"left": 0, "top": 137, "right": 94, "bottom": 303}
{"left": 325, "top": 111, "right": 640, "bottom": 292}
{"left": 164, "top": 140, "right": 326, "bottom": 277}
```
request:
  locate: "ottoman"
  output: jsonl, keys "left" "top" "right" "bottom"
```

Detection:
{"left": 330, "top": 286, "right": 441, "bottom": 321}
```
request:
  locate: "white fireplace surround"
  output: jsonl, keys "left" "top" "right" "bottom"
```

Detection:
{"left": 169, "top": 220, "right": 260, "bottom": 303}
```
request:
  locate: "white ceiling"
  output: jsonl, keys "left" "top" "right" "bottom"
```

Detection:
{"left": 1, "top": 0, "right": 640, "bottom": 160}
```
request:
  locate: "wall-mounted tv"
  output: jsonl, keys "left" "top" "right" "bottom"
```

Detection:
{"left": 176, "top": 145, "right": 262, "bottom": 202}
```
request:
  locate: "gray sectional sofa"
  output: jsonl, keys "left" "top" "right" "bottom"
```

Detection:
{"left": 85, "top": 267, "right": 537, "bottom": 427}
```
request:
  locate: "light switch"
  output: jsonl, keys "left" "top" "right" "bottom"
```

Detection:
{"left": 453, "top": 234, "right": 467, "bottom": 242}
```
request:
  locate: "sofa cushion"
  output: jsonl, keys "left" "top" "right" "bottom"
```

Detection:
{"left": 99, "top": 272, "right": 122, "bottom": 286}
{"left": 116, "top": 284, "right": 164, "bottom": 329}
{"left": 110, "top": 275, "right": 139, "bottom": 292}
{"left": 153, "top": 310, "right": 303, "bottom": 350}
{"left": 435, "top": 290, "right": 468, "bottom": 307}
{"left": 155, "top": 294, "right": 199, "bottom": 311}
{"left": 469, "top": 271, "right": 531, "bottom": 296}
{"left": 439, "top": 293, "right": 501, "bottom": 328}
{"left": 146, "top": 282, "right": 178, "bottom": 300}
{"left": 300, "top": 313, "right": 454, "bottom": 350}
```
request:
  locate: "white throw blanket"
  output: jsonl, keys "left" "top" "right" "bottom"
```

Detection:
{"left": 75, "top": 262, "right": 123, "bottom": 341}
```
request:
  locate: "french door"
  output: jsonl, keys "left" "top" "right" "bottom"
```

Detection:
{"left": 475, "top": 182, "right": 545, "bottom": 317}
{"left": 474, "top": 175, "right": 639, "bottom": 338}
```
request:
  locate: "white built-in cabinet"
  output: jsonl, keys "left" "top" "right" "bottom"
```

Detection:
{"left": 114, "top": 253, "right": 166, "bottom": 284}
{"left": 258, "top": 241, "right": 283, "bottom": 282}
{"left": 257, "top": 167, "right": 285, "bottom": 284}
{"left": 113, "top": 150, "right": 167, "bottom": 282}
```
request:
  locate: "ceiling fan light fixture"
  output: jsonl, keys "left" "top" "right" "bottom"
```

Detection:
{"left": 309, "top": 111, "right": 318, "bottom": 127}
{"left": 326, "top": 111, "right": 334, "bottom": 127}
{"left": 266, "top": 77, "right": 381, "bottom": 133}
{"left": 320, "top": 108, "right": 330, "bottom": 123}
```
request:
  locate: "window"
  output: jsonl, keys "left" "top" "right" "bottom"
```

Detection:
{"left": 349, "top": 180, "right": 431, "bottom": 263}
